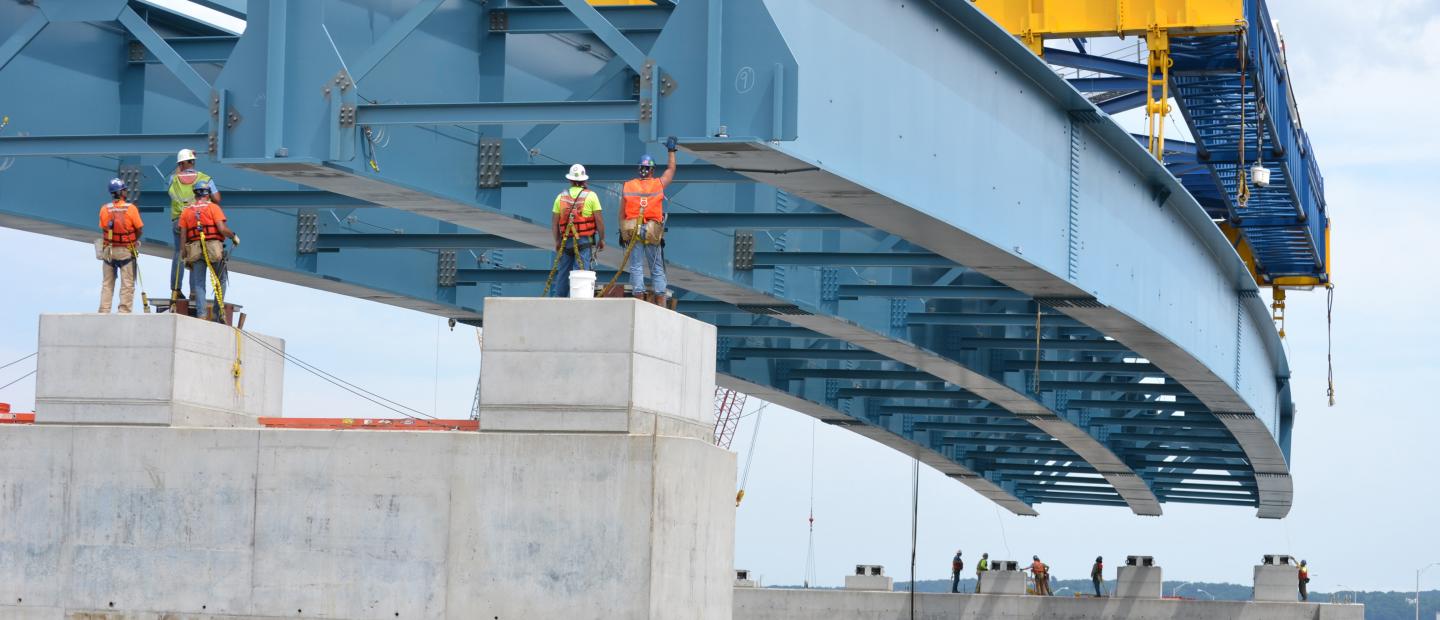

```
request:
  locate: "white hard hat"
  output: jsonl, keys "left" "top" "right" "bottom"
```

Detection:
{"left": 176, "top": 148, "right": 197, "bottom": 163}
{"left": 565, "top": 163, "right": 588, "bottom": 181}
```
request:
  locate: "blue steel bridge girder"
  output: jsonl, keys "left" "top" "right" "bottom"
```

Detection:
{"left": 0, "top": 0, "right": 1297, "bottom": 518}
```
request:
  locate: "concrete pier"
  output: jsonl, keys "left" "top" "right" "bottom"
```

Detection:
{"left": 0, "top": 299, "right": 735, "bottom": 620}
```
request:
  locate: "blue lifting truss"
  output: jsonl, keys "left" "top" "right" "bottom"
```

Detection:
{"left": 1049, "top": 0, "right": 1330, "bottom": 286}
{"left": 0, "top": 0, "right": 1311, "bottom": 518}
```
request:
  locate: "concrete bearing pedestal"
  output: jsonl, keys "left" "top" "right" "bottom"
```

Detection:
{"left": 34, "top": 313, "right": 283, "bottom": 427}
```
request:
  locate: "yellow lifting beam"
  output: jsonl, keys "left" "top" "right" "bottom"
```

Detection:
{"left": 972, "top": 0, "right": 1245, "bottom": 162}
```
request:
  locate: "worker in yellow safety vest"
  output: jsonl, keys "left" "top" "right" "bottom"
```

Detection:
{"left": 167, "top": 148, "right": 220, "bottom": 303}
{"left": 1298, "top": 560, "right": 1310, "bottom": 601}
{"left": 619, "top": 136, "right": 678, "bottom": 306}
{"left": 550, "top": 164, "right": 606, "bottom": 297}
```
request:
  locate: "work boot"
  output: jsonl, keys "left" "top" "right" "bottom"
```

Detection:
{"left": 652, "top": 294, "right": 669, "bottom": 308}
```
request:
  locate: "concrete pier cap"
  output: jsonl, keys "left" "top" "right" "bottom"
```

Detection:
{"left": 34, "top": 313, "right": 283, "bottom": 427}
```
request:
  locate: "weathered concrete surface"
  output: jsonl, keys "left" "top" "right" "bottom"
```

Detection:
{"left": 978, "top": 570, "right": 1026, "bottom": 595}
{"left": 0, "top": 426, "right": 735, "bottom": 620}
{"left": 479, "top": 298, "right": 716, "bottom": 438}
{"left": 35, "top": 313, "right": 283, "bottom": 427}
{"left": 733, "top": 588, "right": 1363, "bottom": 620}
{"left": 1255, "top": 564, "right": 1303, "bottom": 602}
{"left": 1116, "top": 565, "right": 1164, "bottom": 599}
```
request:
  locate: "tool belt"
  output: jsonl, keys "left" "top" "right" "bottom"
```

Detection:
{"left": 182, "top": 239, "right": 225, "bottom": 265}
{"left": 620, "top": 218, "right": 663, "bottom": 245}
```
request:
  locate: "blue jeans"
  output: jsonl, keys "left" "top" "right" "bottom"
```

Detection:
{"left": 551, "top": 242, "right": 594, "bottom": 298}
{"left": 626, "top": 231, "right": 666, "bottom": 297}
{"left": 187, "top": 242, "right": 229, "bottom": 322}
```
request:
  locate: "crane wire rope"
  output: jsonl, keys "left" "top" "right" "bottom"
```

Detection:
{"left": 1326, "top": 284, "right": 1336, "bottom": 406}
{"left": 0, "top": 369, "right": 36, "bottom": 392}
{"left": 908, "top": 457, "right": 920, "bottom": 620}
{"left": 0, "top": 352, "right": 36, "bottom": 371}
{"left": 734, "top": 402, "right": 769, "bottom": 507}
{"left": 803, "top": 418, "right": 817, "bottom": 588}
{"left": 233, "top": 329, "right": 466, "bottom": 430}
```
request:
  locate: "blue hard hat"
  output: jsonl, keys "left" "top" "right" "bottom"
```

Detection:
{"left": 638, "top": 154, "right": 655, "bottom": 167}
{"left": 193, "top": 183, "right": 211, "bottom": 195}
{"left": 107, "top": 178, "right": 126, "bottom": 194}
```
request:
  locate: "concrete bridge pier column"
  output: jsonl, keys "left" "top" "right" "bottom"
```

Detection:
{"left": 465, "top": 297, "right": 734, "bottom": 619}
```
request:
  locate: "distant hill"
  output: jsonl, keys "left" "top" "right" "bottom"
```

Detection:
{"left": 774, "top": 578, "right": 1438, "bottom": 620}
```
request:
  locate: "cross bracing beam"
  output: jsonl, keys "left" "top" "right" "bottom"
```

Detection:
{"left": 355, "top": 101, "right": 640, "bottom": 126}
{"left": 494, "top": 5, "right": 673, "bottom": 34}
{"left": 785, "top": 368, "right": 935, "bottom": 382}
{"left": 1043, "top": 380, "right": 1192, "bottom": 396}
{"left": 1000, "top": 360, "right": 1161, "bottom": 374}
{"left": 1043, "top": 49, "right": 1147, "bottom": 79}
{"left": 725, "top": 347, "right": 885, "bottom": 361}
{"left": 317, "top": 233, "right": 530, "bottom": 250}
{"left": 137, "top": 190, "right": 374, "bottom": 209}
{"left": 0, "top": 134, "right": 207, "bottom": 157}
{"left": 130, "top": 36, "right": 237, "bottom": 64}
{"left": 836, "top": 285, "right": 1030, "bottom": 300}
{"left": 751, "top": 252, "right": 951, "bottom": 267}
{"left": 915, "top": 313, "right": 1082, "bottom": 328}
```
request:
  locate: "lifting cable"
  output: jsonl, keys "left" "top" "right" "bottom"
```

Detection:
{"left": 0, "top": 352, "right": 36, "bottom": 372}
{"left": 0, "top": 370, "right": 36, "bottom": 392}
{"left": 734, "top": 402, "right": 769, "bottom": 507}
{"left": 1326, "top": 284, "right": 1336, "bottom": 406}
{"left": 802, "top": 418, "right": 818, "bottom": 588}
{"left": 234, "top": 329, "right": 466, "bottom": 430}
{"left": 1235, "top": 30, "right": 1251, "bottom": 210}
{"left": 908, "top": 457, "right": 920, "bottom": 620}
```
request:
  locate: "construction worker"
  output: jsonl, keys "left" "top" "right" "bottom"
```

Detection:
{"left": 167, "top": 149, "right": 220, "bottom": 304}
{"left": 1028, "top": 555, "right": 1051, "bottom": 595}
{"left": 550, "top": 164, "right": 605, "bottom": 297}
{"left": 950, "top": 550, "right": 963, "bottom": 593}
{"left": 975, "top": 553, "right": 989, "bottom": 593}
{"left": 98, "top": 178, "right": 144, "bottom": 313}
{"left": 177, "top": 184, "right": 238, "bottom": 322}
{"left": 1298, "top": 560, "right": 1309, "bottom": 601}
{"left": 1091, "top": 556, "right": 1104, "bottom": 597}
{"left": 620, "top": 136, "right": 677, "bottom": 306}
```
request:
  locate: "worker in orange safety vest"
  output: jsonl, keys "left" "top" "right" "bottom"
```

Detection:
{"left": 619, "top": 136, "right": 678, "bottom": 306}
{"left": 177, "top": 184, "right": 238, "bottom": 322}
{"left": 1029, "top": 555, "right": 1051, "bottom": 595}
{"left": 98, "top": 178, "right": 144, "bottom": 313}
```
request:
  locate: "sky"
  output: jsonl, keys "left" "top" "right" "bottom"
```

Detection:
{"left": 2, "top": 0, "right": 1438, "bottom": 596}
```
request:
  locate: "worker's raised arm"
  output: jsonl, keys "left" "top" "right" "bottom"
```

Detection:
{"left": 660, "top": 136, "right": 678, "bottom": 187}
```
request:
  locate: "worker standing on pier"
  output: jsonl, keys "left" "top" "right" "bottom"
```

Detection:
{"left": 549, "top": 164, "right": 605, "bottom": 297}
{"left": 620, "top": 137, "right": 677, "bottom": 306}
{"left": 178, "top": 184, "right": 238, "bottom": 322}
{"left": 97, "top": 178, "right": 143, "bottom": 313}
{"left": 1298, "top": 560, "right": 1309, "bottom": 601}
{"left": 950, "top": 550, "right": 964, "bottom": 593}
{"left": 975, "top": 552, "right": 988, "bottom": 593}
{"left": 168, "top": 149, "right": 220, "bottom": 303}
{"left": 1091, "top": 556, "right": 1104, "bottom": 597}
{"left": 1029, "top": 555, "right": 1051, "bottom": 595}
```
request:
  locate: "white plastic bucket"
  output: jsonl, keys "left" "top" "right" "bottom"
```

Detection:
{"left": 1250, "top": 163, "right": 1271, "bottom": 188}
{"left": 568, "top": 270, "right": 596, "bottom": 298}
